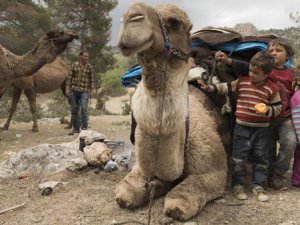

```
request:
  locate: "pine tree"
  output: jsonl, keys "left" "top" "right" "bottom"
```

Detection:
{"left": 44, "top": 0, "right": 118, "bottom": 74}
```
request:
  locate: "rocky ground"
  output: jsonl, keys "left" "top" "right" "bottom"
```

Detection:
{"left": 0, "top": 112, "right": 300, "bottom": 224}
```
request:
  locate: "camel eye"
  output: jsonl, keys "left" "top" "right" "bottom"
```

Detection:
{"left": 166, "top": 17, "right": 181, "bottom": 28}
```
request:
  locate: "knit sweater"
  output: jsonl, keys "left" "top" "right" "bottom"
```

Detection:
{"left": 231, "top": 59, "right": 294, "bottom": 117}
{"left": 211, "top": 76, "right": 282, "bottom": 127}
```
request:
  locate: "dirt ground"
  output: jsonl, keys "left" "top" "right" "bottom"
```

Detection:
{"left": 0, "top": 113, "right": 300, "bottom": 225}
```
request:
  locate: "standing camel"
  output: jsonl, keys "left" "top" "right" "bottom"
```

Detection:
{"left": 115, "top": 3, "right": 228, "bottom": 221}
{"left": 0, "top": 29, "right": 77, "bottom": 93}
{"left": 1, "top": 57, "right": 71, "bottom": 132}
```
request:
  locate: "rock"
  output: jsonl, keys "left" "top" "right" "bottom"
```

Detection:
{"left": 38, "top": 181, "right": 66, "bottom": 189}
{"left": 84, "top": 142, "right": 112, "bottom": 166}
{"left": 2, "top": 151, "right": 17, "bottom": 160}
{"left": 79, "top": 130, "right": 106, "bottom": 145}
{"left": 18, "top": 171, "right": 30, "bottom": 179}
{"left": 67, "top": 157, "right": 88, "bottom": 171}
{"left": 104, "top": 160, "right": 118, "bottom": 172}
{"left": 38, "top": 181, "right": 67, "bottom": 196}
{"left": 183, "top": 222, "right": 197, "bottom": 225}
{"left": 0, "top": 142, "right": 83, "bottom": 178}
{"left": 38, "top": 118, "right": 61, "bottom": 124}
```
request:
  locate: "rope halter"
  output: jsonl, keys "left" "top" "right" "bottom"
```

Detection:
{"left": 156, "top": 12, "right": 189, "bottom": 63}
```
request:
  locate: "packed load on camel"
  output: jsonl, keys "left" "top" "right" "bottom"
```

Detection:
{"left": 120, "top": 27, "right": 292, "bottom": 117}
{"left": 121, "top": 27, "right": 292, "bottom": 88}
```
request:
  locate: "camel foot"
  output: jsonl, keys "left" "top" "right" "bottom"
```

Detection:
{"left": 158, "top": 215, "right": 174, "bottom": 225}
{"left": 115, "top": 168, "right": 148, "bottom": 209}
{"left": 1, "top": 125, "right": 9, "bottom": 130}
{"left": 116, "top": 183, "right": 147, "bottom": 209}
{"left": 164, "top": 196, "right": 199, "bottom": 221}
{"left": 32, "top": 127, "right": 39, "bottom": 132}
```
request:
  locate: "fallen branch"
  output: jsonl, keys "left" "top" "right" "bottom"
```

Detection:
{"left": 0, "top": 203, "right": 26, "bottom": 215}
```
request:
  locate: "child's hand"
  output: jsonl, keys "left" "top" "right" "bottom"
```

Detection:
{"left": 215, "top": 51, "right": 232, "bottom": 66}
{"left": 197, "top": 79, "right": 209, "bottom": 91}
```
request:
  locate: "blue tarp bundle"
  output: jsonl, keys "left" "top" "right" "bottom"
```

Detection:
{"left": 120, "top": 65, "right": 142, "bottom": 87}
{"left": 192, "top": 39, "right": 293, "bottom": 67}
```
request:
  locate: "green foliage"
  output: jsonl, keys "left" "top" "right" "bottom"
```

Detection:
{"left": 122, "top": 91, "right": 133, "bottom": 115}
{"left": 0, "top": 87, "right": 17, "bottom": 118}
{"left": 0, "top": 0, "right": 53, "bottom": 54}
{"left": 44, "top": 0, "right": 118, "bottom": 74}
{"left": 0, "top": 96, "right": 44, "bottom": 122}
{"left": 13, "top": 100, "right": 44, "bottom": 122}
{"left": 100, "top": 67, "right": 127, "bottom": 97}
{"left": 290, "top": 11, "right": 300, "bottom": 24}
{"left": 0, "top": 97, "right": 11, "bottom": 119}
{"left": 44, "top": 89, "right": 70, "bottom": 119}
{"left": 122, "top": 101, "right": 131, "bottom": 115}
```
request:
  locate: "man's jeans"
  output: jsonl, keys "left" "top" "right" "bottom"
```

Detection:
{"left": 269, "top": 117, "right": 297, "bottom": 177}
{"left": 231, "top": 124, "right": 271, "bottom": 187}
{"left": 70, "top": 91, "right": 89, "bottom": 131}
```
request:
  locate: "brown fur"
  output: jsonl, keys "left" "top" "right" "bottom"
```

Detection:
{"left": 115, "top": 3, "right": 228, "bottom": 221}
{"left": 1, "top": 58, "right": 70, "bottom": 132}
{"left": 0, "top": 30, "right": 77, "bottom": 93}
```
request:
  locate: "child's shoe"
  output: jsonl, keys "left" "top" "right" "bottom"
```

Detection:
{"left": 292, "top": 183, "right": 300, "bottom": 188}
{"left": 269, "top": 175, "right": 288, "bottom": 190}
{"left": 252, "top": 185, "right": 269, "bottom": 202}
{"left": 232, "top": 185, "right": 248, "bottom": 200}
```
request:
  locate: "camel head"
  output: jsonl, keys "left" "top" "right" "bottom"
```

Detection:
{"left": 32, "top": 29, "right": 78, "bottom": 63}
{"left": 46, "top": 29, "right": 79, "bottom": 54}
{"left": 118, "top": 2, "right": 192, "bottom": 61}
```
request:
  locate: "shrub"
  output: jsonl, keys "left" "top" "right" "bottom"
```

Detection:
{"left": 13, "top": 99, "right": 44, "bottom": 122}
{"left": 44, "top": 89, "right": 70, "bottom": 119}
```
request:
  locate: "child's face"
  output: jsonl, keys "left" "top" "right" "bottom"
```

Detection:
{"left": 249, "top": 65, "right": 268, "bottom": 84}
{"left": 268, "top": 44, "right": 287, "bottom": 69}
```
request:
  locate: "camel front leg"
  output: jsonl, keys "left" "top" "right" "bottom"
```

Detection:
{"left": 135, "top": 127, "right": 185, "bottom": 181}
{"left": 116, "top": 166, "right": 173, "bottom": 209}
{"left": 60, "top": 80, "right": 72, "bottom": 129}
{"left": 164, "top": 171, "right": 227, "bottom": 221}
{"left": 116, "top": 166, "right": 150, "bottom": 208}
{"left": 24, "top": 88, "right": 38, "bottom": 132}
{"left": 2, "top": 87, "right": 22, "bottom": 130}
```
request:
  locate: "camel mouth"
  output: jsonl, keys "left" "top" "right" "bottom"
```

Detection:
{"left": 119, "top": 37, "right": 153, "bottom": 56}
{"left": 119, "top": 45, "right": 135, "bottom": 56}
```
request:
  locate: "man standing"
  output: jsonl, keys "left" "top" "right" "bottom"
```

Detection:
{"left": 66, "top": 50, "right": 94, "bottom": 135}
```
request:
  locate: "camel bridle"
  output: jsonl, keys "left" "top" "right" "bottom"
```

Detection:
{"left": 156, "top": 12, "right": 189, "bottom": 63}
{"left": 143, "top": 13, "right": 190, "bottom": 225}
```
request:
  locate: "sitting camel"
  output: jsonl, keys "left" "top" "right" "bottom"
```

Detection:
{"left": 0, "top": 29, "right": 77, "bottom": 93}
{"left": 116, "top": 3, "right": 228, "bottom": 221}
{"left": 0, "top": 57, "right": 71, "bottom": 132}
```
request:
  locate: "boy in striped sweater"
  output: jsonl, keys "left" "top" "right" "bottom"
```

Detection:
{"left": 214, "top": 39, "right": 297, "bottom": 190}
{"left": 198, "top": 52, "right": 282, "bottom": 202}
